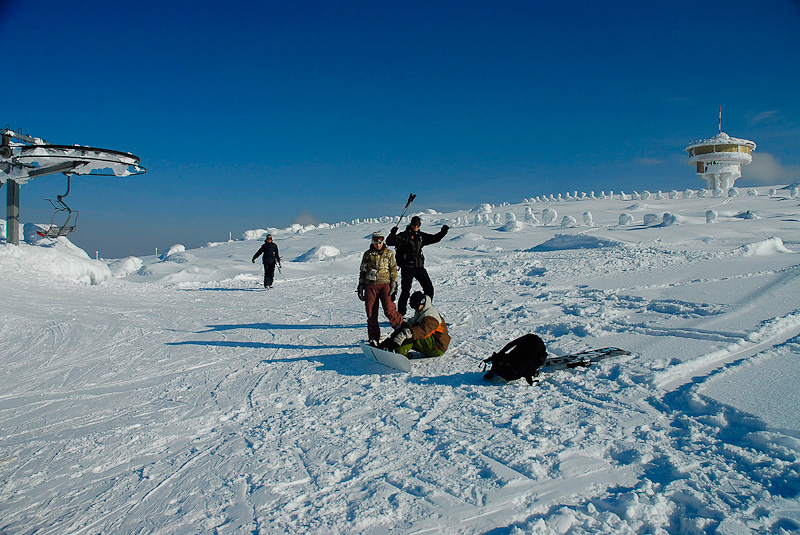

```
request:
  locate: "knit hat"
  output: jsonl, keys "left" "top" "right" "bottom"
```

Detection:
{"left": 409, "top": 291, "right": 427, "bottom": 309}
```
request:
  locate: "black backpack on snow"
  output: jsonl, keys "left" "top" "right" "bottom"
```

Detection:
{"left": 482, "top": 334, "right": 548, "bottom": 385}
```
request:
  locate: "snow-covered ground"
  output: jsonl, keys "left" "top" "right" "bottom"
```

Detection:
{"left": 2, "top": 185, "right": 800, "bottom": 534}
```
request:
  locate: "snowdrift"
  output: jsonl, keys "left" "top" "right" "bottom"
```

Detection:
{"left": 528, "top": 234, "right": 623, "bottom": 252}
{"left": 0, "top": 224, "right": 112, "bottom": 285}
{"left": 294, "top": 245, "right": 341, "bottom": 262}
{"left": 734, "top": 236, "right": 794, "bottom": 256}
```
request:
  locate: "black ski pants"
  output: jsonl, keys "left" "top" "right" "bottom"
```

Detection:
{"left": 263, "top": 261, "right": 277, "bottom": 287}
{"left": 398, "top": 266, "right": 434, "bottom": 315}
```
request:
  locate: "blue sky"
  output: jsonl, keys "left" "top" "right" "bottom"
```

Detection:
{"left": 3, "top": 1, "right": 799, "bottom": 258}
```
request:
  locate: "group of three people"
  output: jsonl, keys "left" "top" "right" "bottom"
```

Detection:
{"left": 252, "top": 216, "right": 452, "bottom": 359}
{"left": 357, "top": 216, "right": 451, "bottom": 358}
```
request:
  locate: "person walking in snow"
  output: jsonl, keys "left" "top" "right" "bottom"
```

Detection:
{"left": 379, "top": 292, "right": 450, "bottom": 357}
{"left": 252, "top": 234, "right": 282, "bottom": 289}
{"left": 386, "top": 215, "right": 448, "bottom": 315}
{"left": 358, "top": 231, "right": 404, "bottom": 345}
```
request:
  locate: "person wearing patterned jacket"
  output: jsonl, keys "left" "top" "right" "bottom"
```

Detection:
{"left": 357, "top": 231, "right": 404, "bottom": 345}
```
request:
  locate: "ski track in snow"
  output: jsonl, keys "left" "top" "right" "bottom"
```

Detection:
{"left": 2, "top": 188, "right": 800, "bottom": 533}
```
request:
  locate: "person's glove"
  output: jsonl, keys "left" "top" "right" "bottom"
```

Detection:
{"left": 378, "top": 339, "right": 399, "bottom": 351}
{"left": 252, "top": 259, "right": 255, "bottom": 263}
{"left": 392, "top": 327, "right": 413, "bottom": 346}
{"left": 390, "top": 226, "right": 398, "bottom": 235}
{"left": 441, "top": 224, "right": 449, "bottom": 233}
{"left": 390, "top": 280, "right": 398, "bottom": 301}
{"left": 357, "top": 284, "right": 365, "bottom": 301}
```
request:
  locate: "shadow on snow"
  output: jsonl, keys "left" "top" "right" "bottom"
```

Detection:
{"left": 166, "top": 340, "right": 356, "bottom": 351}
{"left": 198, "top": 322, "right": 362, "bottom": 332}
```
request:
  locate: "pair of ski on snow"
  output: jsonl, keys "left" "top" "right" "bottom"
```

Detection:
{"left": 359, "top": 342, "right": 630, "bottom": 380}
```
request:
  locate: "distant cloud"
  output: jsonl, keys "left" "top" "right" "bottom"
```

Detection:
{"left": 294, "top": 210, "right": 323, "bottom": 225}
{"left": 637, "top": 158, "right": 663, "bottom": 166}
{"left": 750, "top": 110, "right": 779, "bottom": 125}
{"left": 742, "top": 152, "right": 800, "bottom": 185}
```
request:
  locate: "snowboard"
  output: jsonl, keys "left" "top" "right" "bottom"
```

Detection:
{"left": 359, "top": 342, "right": 412, "bottom": 372}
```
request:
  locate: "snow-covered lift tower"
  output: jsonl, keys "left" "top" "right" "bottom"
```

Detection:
{"left": 1, "top": 127, "right": 145, "bottom": 245}
{"left": 684, "top": 109, "right": 756, "bottom": 191}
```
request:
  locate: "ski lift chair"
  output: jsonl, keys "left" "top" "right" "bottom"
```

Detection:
{"left": 37, "top": 173, "right": 79, "bottom": 238}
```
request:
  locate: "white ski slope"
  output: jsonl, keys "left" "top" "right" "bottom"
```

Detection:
{"left": 2, "top": 185, "right": 800, "bottom": 534}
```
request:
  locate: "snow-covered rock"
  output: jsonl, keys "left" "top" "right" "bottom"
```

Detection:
{"left": 162, "top": 244, "right": 186, "bottom": 258}
{"left": 470, "top": 203, "right": 493, "bottom": 214}
{"left": 618, "top": 213, "right": 635, "bottom": 225}
{"left": 735, "top": 236, "right": 793, "bottom": 256}
{"left": 243, "top": 228, "right": 270, "bottom": 240}
{"left": 524, "top": 207, "right": 539, "bottom": 224}
{"left": 542, "top": 208, "right": 558, "bottom": 225}
{"left": 500, "top": 219, "right": 525, "bottom": 232}
{"left": 109, "top": 256, "right": 144, "bottom": 278}
{"left": 643, "top": 213, "right": 660, "bottom": 226}
{"left": 294, "top": 245, "right": 341, "bottom": 262}
{"left": 735, "top": 210, "right": 760, "bottom": 220}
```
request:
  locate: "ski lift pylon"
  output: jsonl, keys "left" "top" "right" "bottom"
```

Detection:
{"left": 2, "top": 127, "right": 146, "bottom": 246}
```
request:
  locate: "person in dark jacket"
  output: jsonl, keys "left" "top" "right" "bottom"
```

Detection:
{"left": 386, "top": 215, "right": 448, "bottom": 315}
{"left": 252, "top": 234, "right": 282, "bottom": 288}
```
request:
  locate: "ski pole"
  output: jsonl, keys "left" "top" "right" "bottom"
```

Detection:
{"left": 397, "top": 193, "right": 416, "bottom": 224}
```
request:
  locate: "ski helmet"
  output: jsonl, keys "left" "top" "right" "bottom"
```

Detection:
{"left": 409, "top": 292, "right": 426, "bottom": 309}
{"left": 410, "top": 216, "right": 422, "bottom": 227}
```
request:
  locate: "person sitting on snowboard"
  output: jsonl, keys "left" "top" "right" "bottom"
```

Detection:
{"left": 379, "top": 291, "right": 450, "bottom": 357}
{"left": 386, "top": 215, "right": 449, "bottom": 316}
{"left": 358, "top": 231, "right": 404, "bottom": 345}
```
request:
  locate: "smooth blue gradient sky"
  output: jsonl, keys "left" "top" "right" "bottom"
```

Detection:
{"left": 3, "top": 1, "right": 800, "bottom": 258}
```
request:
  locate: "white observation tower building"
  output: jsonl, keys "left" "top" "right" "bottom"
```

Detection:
{"left": 685, "top": 108, "right": 756, "bottom": 191}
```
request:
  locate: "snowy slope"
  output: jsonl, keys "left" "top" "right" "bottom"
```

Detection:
{"left": 2, "top": 186, "right": 800, "bottom": 534}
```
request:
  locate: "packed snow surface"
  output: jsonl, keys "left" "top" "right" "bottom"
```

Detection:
{"left": 2, "top": 185, "right": 800, "bottom": 534}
